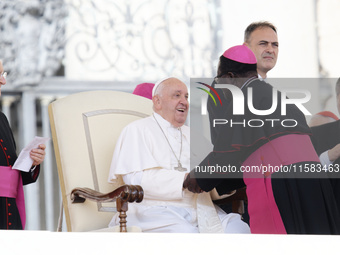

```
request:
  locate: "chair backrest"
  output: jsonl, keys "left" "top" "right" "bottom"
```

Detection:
{"left": 49, "top": 91, "right": 153, "bottom": 231}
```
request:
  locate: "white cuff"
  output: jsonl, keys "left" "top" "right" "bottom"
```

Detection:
{"left": 319, "top": 150, "right": 333, "bottom": 168}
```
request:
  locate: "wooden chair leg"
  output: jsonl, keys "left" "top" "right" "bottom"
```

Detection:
{"left": 116, "top": 198, "right": 128, "bottom": 232}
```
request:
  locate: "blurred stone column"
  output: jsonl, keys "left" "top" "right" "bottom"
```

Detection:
{"left": 40, "top": 95, "right": 56, "bottom": 231}
{"left": 1, "top": 95, "right": 18, "bottom": 123}
{"left": 21, "top": 91, "right": 40, "bottom": 230}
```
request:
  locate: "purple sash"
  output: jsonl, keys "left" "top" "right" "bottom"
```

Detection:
{"left": 0, "top": 166, "right": 26, "bottom": 229}
{"left": 243, "top": 134, "right": 319, "bottom": 234}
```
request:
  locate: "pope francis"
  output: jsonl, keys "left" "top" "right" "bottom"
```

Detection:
{"left": 108, "top": 77, "right": 250, "bottom": 233}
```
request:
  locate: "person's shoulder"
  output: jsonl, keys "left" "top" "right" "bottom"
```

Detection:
{"left": 181, "top": 124, "right": 190, "bottom": 132}
{"left": 249, "top": 79, "right": 273, "bottom": 90}
{"left": 123, "top": 115, "right": 153, "bottom": 132}
{"left": 247, "top": 79, "right": 274, "bottom": 98}
{"left": 0, "top": 111, "right": 9, "bottom": 124}
{"left": 311, "top": 119, "right": 340, "bottom": 133}
{"left": 0, "top": 111, "right": 7, "bottom": 118}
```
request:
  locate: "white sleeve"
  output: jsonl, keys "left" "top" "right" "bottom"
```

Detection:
{"left": 135, "top": 169, "right": 186, "bottom": 200}
{"left": 319, "top": 150, "right": 333, "bottom": 167}
{"left": 122, "top": 171, "right": 143, "bottom": 185}
{"left": 122, "top": 169, "right": 186, "bottom": 200}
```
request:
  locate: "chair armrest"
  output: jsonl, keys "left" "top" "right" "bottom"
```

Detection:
{"left": 71, "top": 185, "right": 144, "bottom": 203}
{"left": 71, "top": 185, "right": 144, "bottom": 232}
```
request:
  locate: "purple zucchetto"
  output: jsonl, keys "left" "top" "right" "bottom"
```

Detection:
{"left": 223, "top": 45, "right": 257, "bottom": 64}
{"left": 132, "top": 83, "right": 155, "bottom": 100}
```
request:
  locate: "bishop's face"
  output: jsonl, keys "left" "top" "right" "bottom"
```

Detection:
{"left": 154, "top": 78, "right": 189, "bottom": 127}
{"left": 0, "top": 61, "right": 6, "bottom": 96}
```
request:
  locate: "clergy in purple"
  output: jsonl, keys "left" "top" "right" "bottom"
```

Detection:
{"left": 184, "top": 45, "right": 340, "bottom": 235}
{"left": 0, "top": 61, "right": 46, "bottom": 230}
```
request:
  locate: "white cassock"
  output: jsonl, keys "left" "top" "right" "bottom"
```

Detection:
{"left": 108, "top": 112, "right": 250, "bottom": 233}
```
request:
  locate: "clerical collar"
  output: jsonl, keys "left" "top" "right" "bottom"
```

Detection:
{"left": 153, "top": 112, "right": 181, "bottom": 130}
{"left": 258, "top": 73, "right": 267, "bottom": 82}
{"left": 240, "top": 76, "right": 258, "bottom": 90}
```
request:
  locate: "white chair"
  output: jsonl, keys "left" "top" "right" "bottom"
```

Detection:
{"left": 49, "top": 90, "right": 153, "bottom": 232}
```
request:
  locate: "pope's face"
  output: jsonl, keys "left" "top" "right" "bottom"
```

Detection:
{"left": 154, "top": 78, "right": 189, "bottom": 127}
{"left": 245, "top": 27, "right": 279, "bottom": 78}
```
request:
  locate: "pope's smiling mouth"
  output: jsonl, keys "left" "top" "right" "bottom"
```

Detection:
{"left": 263, "top": 56, "right": 274, "bottom": 60}
{"left": 177, "top": 109, "right": 185, "bottom": 112}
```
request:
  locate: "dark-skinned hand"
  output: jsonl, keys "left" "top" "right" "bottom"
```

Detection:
{"left": 183, "top": 171, "right": 204, "bottom": 193}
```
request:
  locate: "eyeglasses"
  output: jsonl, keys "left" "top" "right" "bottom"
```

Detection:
{"left": 0, "top": 72, "right": 7, "bottom": 80}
